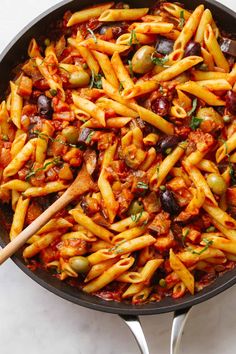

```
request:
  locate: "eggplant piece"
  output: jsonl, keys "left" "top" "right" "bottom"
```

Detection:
{"left": 219, "top": 37, "right": 236, "bottom": 56}
{"left": 155, "top": 37, "right": 174, "bottom": 55}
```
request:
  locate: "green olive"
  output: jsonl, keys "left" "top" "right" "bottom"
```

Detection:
{"left": 62, "top": 126, "right": 80, "bottom": 145}
{"left": 69, "top": 71, "right": 90, "bottom": 88}
{"left": 131, "top": 45, "right": 155, "bottom": 74}
{"left": 207, "top": 173, "right": 227, "bottom": 195}
{"left": 69, "top": 256, "right": 90, "bottom": 274}
{"left": 128, "top": 200, "right": 144, "bottom": 216}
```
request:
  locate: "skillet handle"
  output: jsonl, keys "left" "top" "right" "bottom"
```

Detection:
{"left": 170, "top": 307, "right": 192, "bottom": 354}
{"left": 120, "top": 315, "right": 149, "bottom": 354}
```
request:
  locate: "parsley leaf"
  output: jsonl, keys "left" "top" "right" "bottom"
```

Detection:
{"left": 85, "top": 130, "right": 94, "bottom": 144}
{"left": 182, "top": 228, "right": 189, "bottom": 247}
{"left": 118, "top": 81, "right": 124, "bottom": 94}
{"left": 190, "top": 116, "right": 202, "bottom": 130}
{"left": 188, "top": 98, "right": 198, "bottom": 116}
{"left": 129, "top": 30, "right": 139, "bottom": 45}
{"left": 191, "top": 238, "right": 213, "bottom": 255}
{"left": 87, "top": 28, "right": 97, "bottom": 43}
{"left": 90, "top": 71, "right": 103, "bottom": 89}
{"left": 26, "top": 157, "right": 61, "bottom": 181}
{"left": 151, "top": 54, "right": 169, "bottom": 66}
{"left": 33, "top": 130, "right": 77, "bottom": 148}
{"left": 179, "top": 10, "right": 185, "bottom": 29}
{"left": 131, "top": 210, "right": 143, "bottom": 223}
{"left": 136, "top": 181, "right": 149, "bottom": 190}
{"left": 128, "top": 60, "right": 134, "bottom": 78}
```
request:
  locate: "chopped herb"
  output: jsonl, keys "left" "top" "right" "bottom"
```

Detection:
{"left": 90, "top": 71, "right": 103, "bottom": 89}
{"left": 191, "top": 238, "right": 213, "bottom": 255}
{"left": 151, "top": 54, "right": 169, "bottom": 66}
{"left": 206, "top": 226, "right": 216, "bottom": 233}
{"left": 165, "top": 148, "right": 172, "bottom": 155}
{"left": 128, "top": 60, "right": 134, "bottom": 78}
{"left": 159, "top": 85, "right": 164, "bottom": 93}
{"left": 137, "top": 181, "right": 149, "bottom": 190}
{"left": 1, "top": 134, "right": 9, "bottom": 141}
{"left": 87, "top": 28, "right": 97, "bottom": 43}
{"left": 85, "top": 130, "right": 94, "bottom": 144}
{"left": 159, "top": 185, "right": 166, "bottom": 191}
{"left": 220, "top": 138, "right": 236, "bottom": 184}
{"left": 118, "top": 81, "right": 124, "bottom": 94}
{"left": 131, "top": 210, "right": 143, "bottom": 223}
{"left": 182, "top": 228, "right": 189, "bottom": 247}
{"left": 26, "top": 157, "right": 61, "bottom": 181}
{"left": 49, "top": 89, "right": 57, "bottom": 97}
{"left": 198, "top": 63, "right": 208, "bottom": 72}
{"left": 159, "top": 279, "right": 166, "bottom": 288}
{"left": 44, "top": 38, "right": 51, "bottom": 46}
{"left": 82, "top": 63, "right": 88, "bottom": 70}
{"left": 188, "top": 98, "right": 198, "bottom": 116}
{"left": 179, "top": 10, "right": 185, "bottom": 29}
{"left": 33, "top": 130, "right": 77, "bottom": 148}
{"left": 190, "top": 116, "right": 202, "bottom": 130}
{"left": 129, "top": 29, "right": 139, "bottom": 46}
{"left": 108, "top": 240, "right": 126, "bottom": 253}
{"left": 223, "top": 115, "right": 231, "bottom": 123}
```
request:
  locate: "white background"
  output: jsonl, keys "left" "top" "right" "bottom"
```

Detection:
{"left": 0, "top": 1, "right": 236, "bottom": 353}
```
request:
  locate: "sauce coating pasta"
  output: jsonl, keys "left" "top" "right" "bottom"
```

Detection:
{"left": 0, "top": 1, "right": 236, "bottom": 304}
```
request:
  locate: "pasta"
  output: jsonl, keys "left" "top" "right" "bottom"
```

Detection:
{"left": 0, "top": 1, "right": 236, "bottom": 305}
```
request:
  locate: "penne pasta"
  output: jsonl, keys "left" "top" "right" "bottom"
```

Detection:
{"left": 67, "top": 2, "right": 114, "bottom": 26}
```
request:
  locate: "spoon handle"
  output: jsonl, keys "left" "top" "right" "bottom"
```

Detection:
{"left": 0, "top": 190, "right": 72, "bottom": 265}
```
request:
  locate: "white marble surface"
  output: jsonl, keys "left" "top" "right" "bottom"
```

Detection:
{"left": 0, "top": 1, "right": 236, "bottom": 353}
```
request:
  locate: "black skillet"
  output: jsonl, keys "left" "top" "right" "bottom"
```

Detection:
{"left": 0, "top": 1, "right": 235, "bottom": 353}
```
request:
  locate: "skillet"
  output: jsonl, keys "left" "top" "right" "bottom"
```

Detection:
{"left": 0, "top": 0, "right": 235, "bottom": 352}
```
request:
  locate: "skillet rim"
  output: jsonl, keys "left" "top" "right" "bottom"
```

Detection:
{"left": 0, "top": 0, "right": 236, "bottom": 315}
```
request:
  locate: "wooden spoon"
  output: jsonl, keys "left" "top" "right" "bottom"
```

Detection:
{"left": 0, "top": 164, "right": 95, "bottom": 265}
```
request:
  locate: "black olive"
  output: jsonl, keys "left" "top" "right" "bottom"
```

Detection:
{"left": 155, "top": 37, "right": 174, "bottom": 55}
{"left": 160, "top": 189, "right": 180, "bottom": 215}
{"left": 158, "top": 135, "right": 181, "bottom": 154}
{"left": 151, "top": 97, "right": 170, "bottom": 116}
{"left": 226, "top": 90, "right": 236, "bottom": 115}
{"left": 37, "top": 95, "right": 52, "bottom": 118}
{"left": 184, "top": 41, "right": 201, "bottom": 57}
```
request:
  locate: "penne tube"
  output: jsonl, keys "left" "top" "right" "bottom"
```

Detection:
{"left": 11, "top": 190, "right": 20, "bottom": 211}
{"left": 111, "top": 51, "right": 134, "bottom": 90}
{"left": 10, "top": 196, "right": 30, "bottom": 240}
{"left": 92, "top": 50, "right": 119, "bottom": 88}
{"left": 116, "top": 33, "right": 154, "bottom": 45}
{"left": 201, "top": 47, "right": 215, "bottom": 71}
{"left": 23, "top": 181, "right": 69, "bottom": 197}
{"left": 203, "top": 203, "right": 236, "bottom": 229}
{"left": 90, "top": 240, "right": 112, "bottom": 253}
{"left": 183, "top": 161, "right": 217, "bottom": 206}
{"left": 132, "top": 286, "right": 153, "bottom": 304}
{"left": 178, "top": 247, "right": 225, "bottom": 266}
{"left": 216, "top": 132, "right": 236, "bottom": 163}
{"left": 194, "top": 9, "right": 213, "bottom": 43}
{"left": 101, "top": 78, "right": 137, "bottom": 111}
{"left": 61, "top": 231, "right": 96, "bottom": 242}
{"left": 28, "top": 38, "right": 42, "bottom": 58}
{"left": 72, "top": 92, "right": 105, "bottom": 126}
{"left": 151, "top": 142, "right": 187, "bottom": 188}
{"left": 10, "top": 82, "right": 23, "bottom": 129}
{"left": 152, "top": 56, "right": 203, "bottom": 82}
{"left": 201, "top": 235, "right": 236, "bottom": 255}
{"left": 162, "top": 3, "right": 191, "bottom": 20}
{"left": 185, "top": 150, "right": 206, "bottom": 166}
{"left": 176, "top": 81, "right": 225, "bottom": 105}
{"left": 83, "top": 257, "right": 134, "bottom": 293}
{"left": 69, "top": 209, "right": 114, "bottom": 243}
{"left": 174, "top": 5, "right": 204, "bottom": 51}
{"left": 122, "top": 80, "right": 158, "bottom": 99}
{"left": 196, "top": 79, "right": 232, "bottom": 91}
{"left": 170, "top": 105, "right": 187, "bottom": 118}
{"left": 122, "top": 259, "right": 163, "bottom": 298}
{"left": 191, "top": 70, "right": 230, "bottom": 81}
{"left": 1, "top": 180, "right": 31, "bottom": 192}
{"left": 109, "top": 235, "right": 156, "bottom": 256}
{"left": 10, "top": 133, "right": 27, "bottom": 158}
{"left": 211, "top": 219, "right": 236, "bottom": 241}
{"left": 110, "top": 211, "right": 149, "bottom": 232}
{"left": 139, "top": 147, "right": 157, "bottom": 171}
{"left": 23, "top": 231, "right": 61, "bottom": 258}
{"left": 99, "top": 8, "right": 149, "bottom": 21}
{"left": 38, "top": 218, "right": 73, "bottom": 235}
{"left": 35, "top": 121, "right": 54, "bottom": 164}
{"left": 116, "top": 271, "right": 145, "bottom": 283}
{"left": 85, "top": 258, "right": 118, "bottom": 282}
{"left": 128, "top": 22, "right": 174, "bottom": 34}
{"left": 3, "top": 138, "right": 36, "bottom": 178}
{"left": 96, "top": 97, "right": 138, "bottom": 118}
{"left": 67, "top": 40, "right": 100, "bottom": 74}
{"left": 67, "top": 2, "right": 114, "bottom": 26}
{"left": 83, "top": 117, "right": 132, "bottom": 128}
{"left": 87, "top": 249, "right": 117, "bottom": 265}
{"left": 204, "top": 24, "right": 229, "bottom": 72}
{"left": 196, "top": 159, "right": 219, "bottom": 174}
{"left": 112, "top": 227, "right": 145, "bottom": 244}
{"left": 169, "top": 249, "right": 194, "bottom": 295}
{"left": 79, "top": 38, "right": 129, "bottom": 55}
{"left": 136, "top": 105, "right": 174, "bottom": 135}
